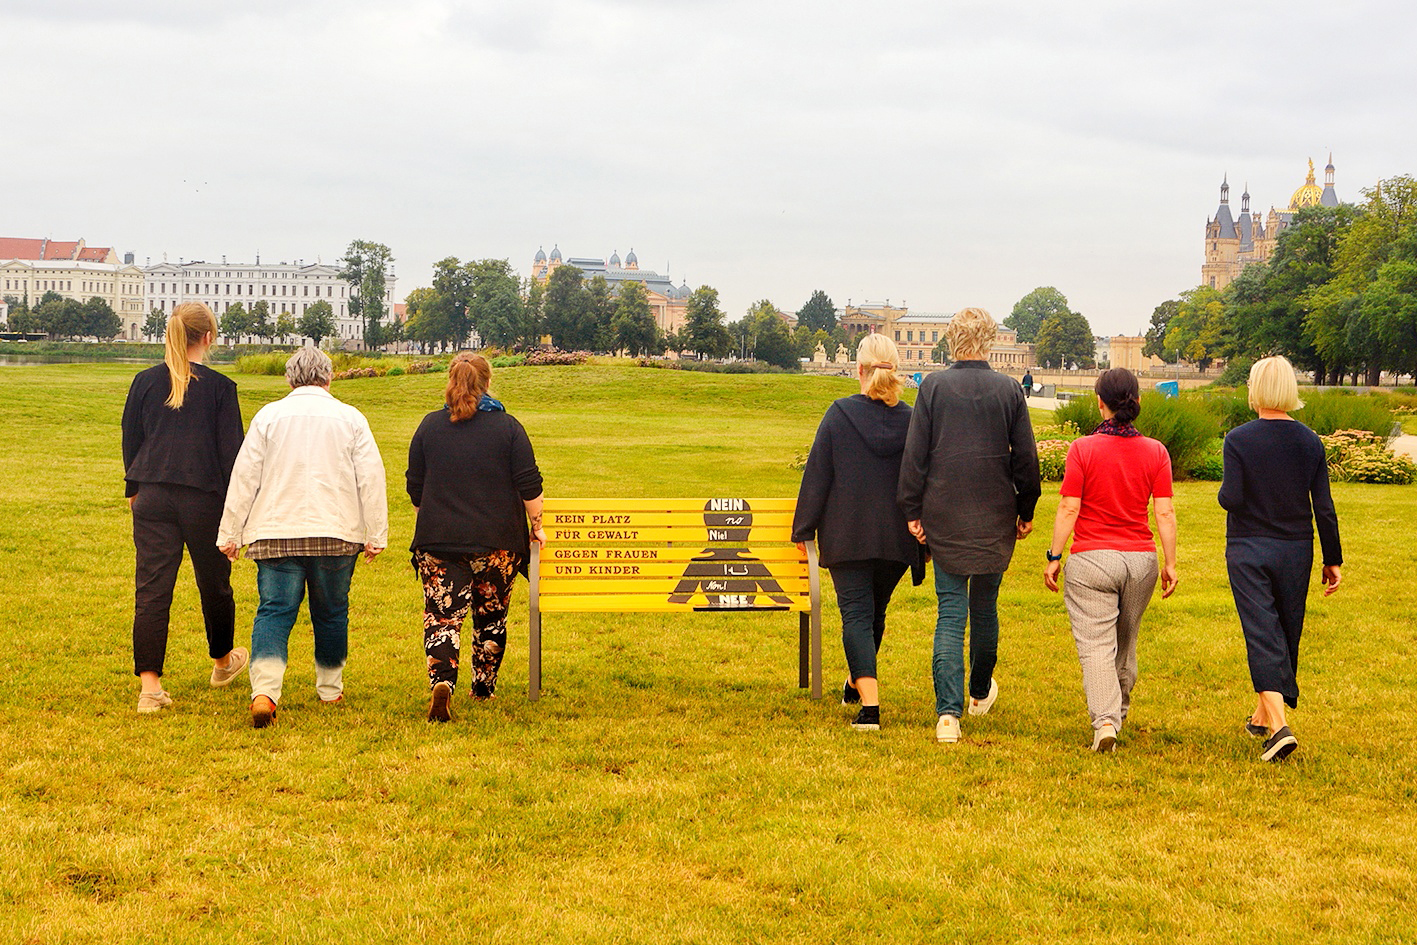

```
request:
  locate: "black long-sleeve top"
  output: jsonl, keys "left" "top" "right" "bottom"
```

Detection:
{"left": 1218, "top": 418, "right": 1342, "bottom": 565}
{"left": 406, "top": 406, "right": 544, "bottom": 563}
{"left": 121, "top": 363, "right": 245, "bottom": 498}
{"left": 897, "top": 361, "right": 1041, "bottom": 574}
{"left": 791, "top": 394, "right": 926, "bottom": 584}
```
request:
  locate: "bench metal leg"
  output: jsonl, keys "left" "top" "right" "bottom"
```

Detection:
{"left": 529, "top": 543, "right": 542, "bottom": 702}
{"left": 799, "top": 612, "right": 809, "bottom": 689}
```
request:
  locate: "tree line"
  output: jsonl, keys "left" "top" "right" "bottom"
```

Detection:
{"left": 2, "top": 291, "right": 122, "bottom": 340}
{"left": 1144, "top": 175, "right": 1417, "bottom": 385}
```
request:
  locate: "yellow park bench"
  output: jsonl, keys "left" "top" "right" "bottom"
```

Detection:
{"left": 527, "top": 497, "right": 823, "bottom": 701}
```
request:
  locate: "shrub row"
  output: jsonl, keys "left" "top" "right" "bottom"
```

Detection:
{"left": 637, "top": 358, "right": 800, "bottom": 374}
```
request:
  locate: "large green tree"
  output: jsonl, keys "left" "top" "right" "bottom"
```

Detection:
{"left": 219, "top": 301, "right": 250, "bottom": 342}
{"left": 1165, "top": 286, "right": 1226, "bottom": 370}
{"left": 1142, "top": 299, "right": 1179, "bottom": 362}
{"left": 1033, "top": 309, "right": 1096, "bottom": 369}
{"left": 81, "top": 297, "right": 121, "bottom": 339}
{"left": 795, "top": 290, "right": 837, "bottom": 333}
{"left": 611, "top": 280, "right": 659, "bottom": 356}
{"left": 742, "top": 300, "right": 797, "bottom": 369}
{"left": 684, "top": 286, "right": 730, "bottom": 359}
{"left": 143, "top": 307, "right": 167, "bottom": 341}
{"left": 1005, "top": 287, "right": 1070, "bottom": 344}
{"left": 541, "top": 266, "right": 587, "bottom": 351}
{"left": 403, "top": 286, "right": 457, "bottom": 352}
{"left": 1307, "top": 176, "right": 1417, "bottom": 384}
{"left": 298, "top": 300, "right": 336, "bottom": 347}
{"left": 339, "top": 239, "right": 394, "bottom": 348}
{"left": 466, "top": 259, "right": 523, "bottom": 348}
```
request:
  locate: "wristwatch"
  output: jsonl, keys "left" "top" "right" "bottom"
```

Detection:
{"left": 1046, "top": 550, "right": 1063, "bottom": 562}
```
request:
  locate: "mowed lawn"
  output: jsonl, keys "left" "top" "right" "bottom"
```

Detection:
{"left": 1, "top": 363, "right": 1414, "bottom": 945}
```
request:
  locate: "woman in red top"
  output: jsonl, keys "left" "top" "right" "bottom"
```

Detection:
{"left": 1043, "top": 369, "right": 1178, "bottom": 752}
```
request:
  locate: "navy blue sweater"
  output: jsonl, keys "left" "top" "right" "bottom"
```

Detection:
{"left": 1218, "top": 418, "right": 1342, "bottom": 565}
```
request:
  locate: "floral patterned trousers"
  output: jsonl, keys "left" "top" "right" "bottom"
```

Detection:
{"left": 415, "top": 549, "right": 523, "bottom": 698}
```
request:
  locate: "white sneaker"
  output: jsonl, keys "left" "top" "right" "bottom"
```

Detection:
{"left": 936, "top": 714, "right": 960, "bottom": 743}
{"left": 1092, "top": 723, "right": 1117, "bottom": 752}
{"left": 968, "top": 678, "right": 998, "bottom": 716}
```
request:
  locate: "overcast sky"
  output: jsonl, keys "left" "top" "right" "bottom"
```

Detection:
{"left": 4, "top": 0, "right": 1414, "bottom": 335}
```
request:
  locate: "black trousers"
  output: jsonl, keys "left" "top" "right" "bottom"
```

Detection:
{"left": 1226, "top": 535, "right": 1312, "bottom": 709}
{"left": 131, "top": 482, "right": 236, "bottom": 676}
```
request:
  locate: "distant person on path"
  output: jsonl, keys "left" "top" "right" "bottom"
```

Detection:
{"left": 217, "top": 347, "right": 387, "bottom": 728}
{"left": 122, "top": 302, "right": 248, "bottom": 714}
{"left": 792, "top": 334, "right": 925, "bottom": 731}
{"left": 1022, "top": 371, "right": 1034, "bottom": 397}
{"left": 406, "top": 353, "right": 545, "bottom": 722}
{"left": 1043, "top": 369, "right": 1177, "bottom": 752}
{"left": 1219, "top": 356, "right": 1341, "bottom": 762}
{"left": 898, "top": 307, "right": 1041, "bottom": 744}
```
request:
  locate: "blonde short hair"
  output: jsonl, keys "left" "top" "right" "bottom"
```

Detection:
{"left": 945, "top": 307, "right": 996, "bottom": 359}
{"left": 1247, "top": 356, "right": 1303, "bottom": 412}
{"left": 855, "top": 333, "right": 902, "bottom": 406}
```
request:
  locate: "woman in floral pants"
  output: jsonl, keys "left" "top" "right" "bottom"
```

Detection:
{"left": 416, "top": 550, "right": 522, "bottom": 700}
{"left": 406, "top": 352, "right": 546, "bottom": 721}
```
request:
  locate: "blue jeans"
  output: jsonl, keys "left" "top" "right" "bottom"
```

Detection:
{"left": 250, "top": 555, "right": 357, "bottom": 704}
{"left": 932, "top": 567, "right": 1003, "bottom": 718}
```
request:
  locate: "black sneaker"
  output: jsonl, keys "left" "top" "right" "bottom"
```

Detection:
{"left": 1262, "top": 726, "right": 1298, "bottom": 762}
{"left": 841, "top": 680, "right": 860, "bottom": 705}
{"left": 1245, "top": 716, "right": 1267, "bottom": 737}
{"left": 851, "top": 706, "right": 880, "bottom": 731}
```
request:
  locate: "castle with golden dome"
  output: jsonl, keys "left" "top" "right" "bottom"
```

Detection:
{"left": 1201, "top": 156, "right": 1340, "bottom": 290}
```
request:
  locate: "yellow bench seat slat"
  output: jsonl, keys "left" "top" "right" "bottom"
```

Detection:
{"left": 545, "top": 510, "right": 796, "bottom": 527}
{"left": 544, "top": 498, "right": 798, "bottom": 513}
{"left": 541, "top": 562, "right": 809, "bottom": 580}
{"left": 539, "top": 577, "right": 813, "bottom": 595}
{"left": 542, "top": 547, "right": 806, "bottom": 564}
{"left": 546, "top": 525, "right": 795, "bottom": 543}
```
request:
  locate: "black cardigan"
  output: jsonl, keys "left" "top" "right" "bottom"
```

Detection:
{"left": 121, "top": 363, "right": 245, "bottom": 498}
{"left": 406, "top": 406, "right": 544, "bottom": 562}
{"left": 1218, "top": 418, "right": 1342, "bottom": 565}
{"left": 792, "top": 394, "right": 925, "bottom": 583}
{"left": 897, "top": 361, "right": 1041, "bottom": 574}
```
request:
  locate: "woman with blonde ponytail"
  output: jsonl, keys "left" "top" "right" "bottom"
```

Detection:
{"left": 121, "top": 302, "right": 247, "bottom": 713}
{"left": 792, "top": 333, "right": 924, "bottom": 731}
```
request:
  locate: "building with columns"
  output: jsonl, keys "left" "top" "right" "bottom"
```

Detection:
{"left": 530, "top": 245, "right": 693, "bottom": 334}
{"left": 1202, "top": 156, "right": 1340, "bottom": 290}
{"left": 839, "top": 301, "right": 1034, "bottom": 370}
{"left": 143, "top": 257, "right": 397, "bottom": 346}
{"left": 0, "top": 237, "right": 145, "bottom": 337}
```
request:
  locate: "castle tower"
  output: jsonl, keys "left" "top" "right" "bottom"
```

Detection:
{"left": 1202, "top": 176, "right": 1241, "bottom": 290}
{"left": 533, "top": 246, "right": 548, "bottom": 279}
{"left": 1321, "top": 153, "right": 1339, "bottom": 207}
{"left": 624, "top": 248, "right": 639, "bottom": 271}
{"left": 609, "top": 249, "right": 621, "bottom": 269}
{"left": 1289, "top": 158, "right": 1324, "bottom": 210}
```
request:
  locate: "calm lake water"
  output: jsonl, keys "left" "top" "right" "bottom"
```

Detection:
{"left": 0, "top": 355, "right": 165, "bottom": 366}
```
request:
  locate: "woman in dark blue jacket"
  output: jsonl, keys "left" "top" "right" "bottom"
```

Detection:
{"left": 792, "top": 334, "right": 924, "bottom": 731}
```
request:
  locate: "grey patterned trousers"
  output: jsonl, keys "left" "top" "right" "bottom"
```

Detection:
{"left": 1063, "top": 550, "right": 1159, "bottom": 732}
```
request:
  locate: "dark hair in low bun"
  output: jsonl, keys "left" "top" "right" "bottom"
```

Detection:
{"left": 1095, "top": 368, "right": 1141, "bottom": 425}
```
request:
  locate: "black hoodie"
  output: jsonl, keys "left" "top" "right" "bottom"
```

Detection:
{"left": 792, "top": 394, "right": 925, "bottom": 583}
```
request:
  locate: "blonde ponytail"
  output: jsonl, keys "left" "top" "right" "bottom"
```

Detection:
{"left": 855, "top": 333, "right": 903, "bottom": 407}
{"left": 164, "top": 302, "right": 218, "bottom": 408}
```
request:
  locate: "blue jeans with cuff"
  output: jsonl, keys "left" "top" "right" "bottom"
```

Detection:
{"left": 249, "top": 554, "right": 357, "bottom": 704}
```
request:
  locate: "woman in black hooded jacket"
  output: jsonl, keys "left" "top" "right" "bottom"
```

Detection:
{"left": 792, "top": 334, "right": 924, "bottom": 730}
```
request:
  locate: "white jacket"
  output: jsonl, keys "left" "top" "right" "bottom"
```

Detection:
{"left": 217, "top": 386, "right": 389, "bottom": 549}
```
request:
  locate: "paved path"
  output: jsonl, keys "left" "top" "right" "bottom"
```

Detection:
{"left": 1391, "top": 434, "right": 1417, "bottom": 460}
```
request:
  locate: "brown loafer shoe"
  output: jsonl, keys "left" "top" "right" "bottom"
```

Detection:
{"left": 251, "top": 694, "right": 277, "bottom": 729}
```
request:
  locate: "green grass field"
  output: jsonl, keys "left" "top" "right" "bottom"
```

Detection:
{"left": 1, "top": 363, "right": 1414, "bottom": 944}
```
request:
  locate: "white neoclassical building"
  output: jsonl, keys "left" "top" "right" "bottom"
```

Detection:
{"left": 143, "top": 257, "right": 398, "bottom": 346}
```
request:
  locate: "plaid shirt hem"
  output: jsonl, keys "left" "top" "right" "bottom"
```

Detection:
{"left": 245, "top": 537, "right": 365, "bottom": 560}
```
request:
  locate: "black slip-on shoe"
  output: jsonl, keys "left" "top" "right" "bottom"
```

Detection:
{"left": 851, "top": 706, "right": 880, "bottom": 731}
{"left": 841, "top": 681, "right": 860, "bottom": 706}
{"left": 1245, "top": 716, "right": 1268, "bottom": 737}
{"left": 1262, "top": 726, "right": 1298, "bottom": 762}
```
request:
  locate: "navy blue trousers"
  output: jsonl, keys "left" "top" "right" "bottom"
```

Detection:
{"left": 1226, "top": 536, "right": 1312, "bottom": 708}
{"left": 830, "top": 560, "right": 909, "bottom": 681}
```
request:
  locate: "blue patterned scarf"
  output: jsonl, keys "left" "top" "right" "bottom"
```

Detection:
{"left": 478, "top": 393, "right": 505, "bottom": 412}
